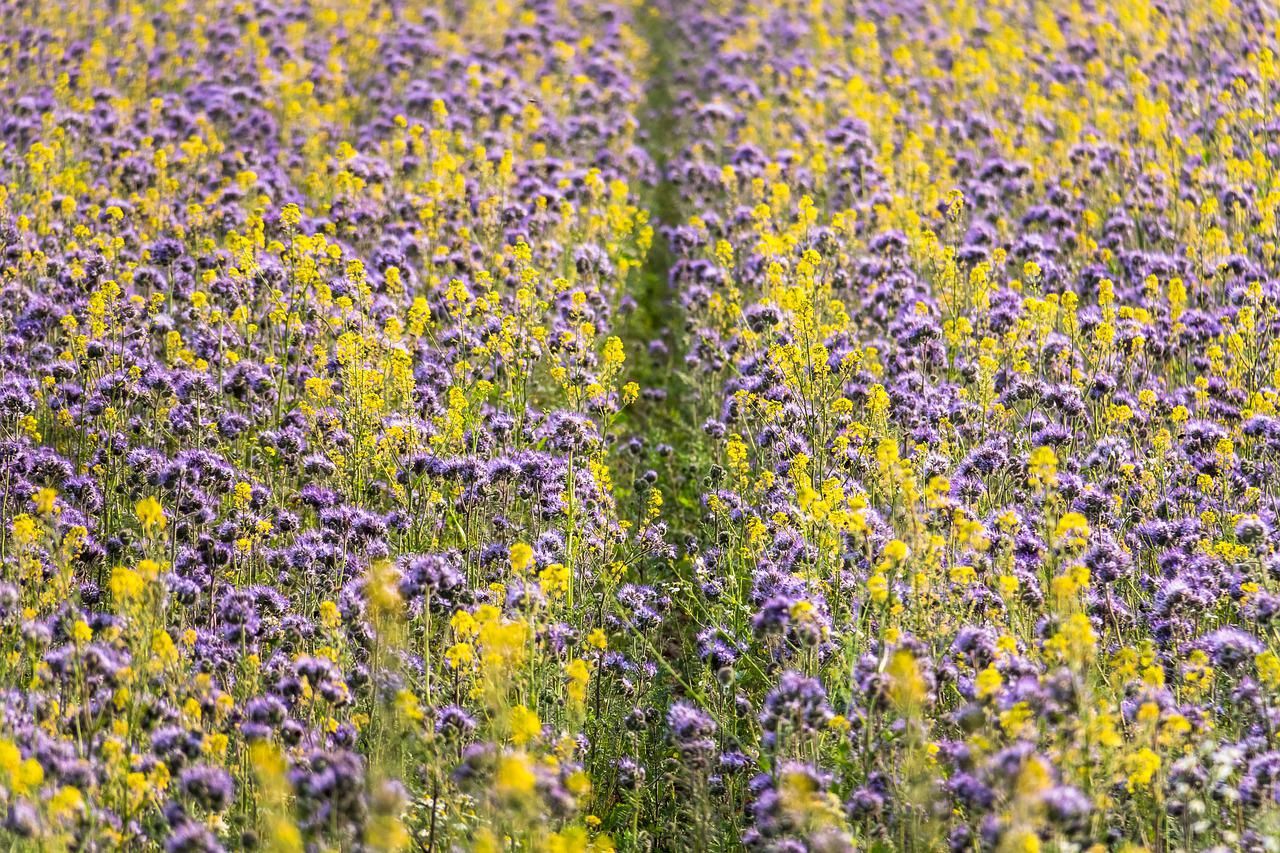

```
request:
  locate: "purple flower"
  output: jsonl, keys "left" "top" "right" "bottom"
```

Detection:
{"left": 178, "top": 765, "right": 234, "bottom": 812}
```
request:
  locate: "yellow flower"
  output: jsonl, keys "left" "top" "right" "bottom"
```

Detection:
{"left": 319, "top": 600, "right": 341, "bottom": 630}
{"left": 886, "top": 649, "right": 927, "bottom": 709}
{"left": 1125, "top": 747, "right": 1161, "bottom": 791}
{"left": 49, "top": 786, "right": 84, "bottom": 822}
{"left": 394, "top": 690, "right": 423, "bottom": 722}
{"left": 125, "top": 771, "right": 150, "bottom": 812}
{"left": 1160, "top": 714, "right": 1192, "bottom": 746}
{"left": 867, "top": 573, "right": 888, "bottom": 604}
{"left": 71, "top": 620, "right": 93, "bottom": 645}
{"left": 33, "top": 487, "right": 58, "bottom": 516}
{"left": 1017, "top": 756, "right": 1052, "bottom": 796}
{"left": 0, "top": 738, "right": 43, "bottom": 795}
{"left": 1028, "top": 446, "right": 1058, "bottom": 489}
{"left": 478, "top": 619, "right": 529, "bottom": 673}
{"left": 1001, "top": 829, "right": 1040, "bottom": 853}
{"left": 539, "top": 563, "right": 571, "bottom": 598}
{"left": 135, "top": 496, "right": 167, "bottom": 532}
{"left": 10, "top": 514, "right": 38, "bottom": 546}
{"left": 1258, "top": 650, "right": 1280, "bottom": 689}
{"left": 1053, "top": 512, "right": 1090, "bottom": 549}
{"left": 565, "top": 658, "right": 590, "bottom": 708}
{"left": 509, "top": 705, "right": 541, "bottom": 746}
{"left": 1049, "top": 612, "right": 1097, "bottom": 666}
{"left": 789, "top": 599, "right": 814, "bottom": 621}
{"left": 602, "top": 335, "right": 625, "bottom": 371}
{"left": 450, "top": 609, "right": 478, "bottom": 638}
{"left": 280, "top": 203, "right": 302, "bottom": 229}
{"left": 997, "top": 703, "right": 1034, "bottom": 738}
{"left": 975, "top": 665, "right": 1002, "bottom": 700}
{"left": 495, "top": 752, "right": 537, "bottom": 799}
{"left": 509, "top": 542, "right": 534, "bottom": 575}
{"left": 445, "top": 643, "right": 474, "bottom": 670}
{"left": 151, "top": 629, "right": 180, "bottom": 669}
{"left": 109, "top": 563, "right": 142, "bottom": 604}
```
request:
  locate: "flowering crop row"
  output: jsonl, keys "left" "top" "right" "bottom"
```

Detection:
{"left": 2, "top": 1, "right": 1280, "bottom": 851}
{"left": 654, "top": 1, "right": 1280, "bottom": 850}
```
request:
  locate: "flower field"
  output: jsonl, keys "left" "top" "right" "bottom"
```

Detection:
{"left": 3, "top": 0, "right": 1280, "bottom": 849}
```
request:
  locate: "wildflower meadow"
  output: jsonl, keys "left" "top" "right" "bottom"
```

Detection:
{"left": 4, "top": 0, "right": 1280, "bottom": 850}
